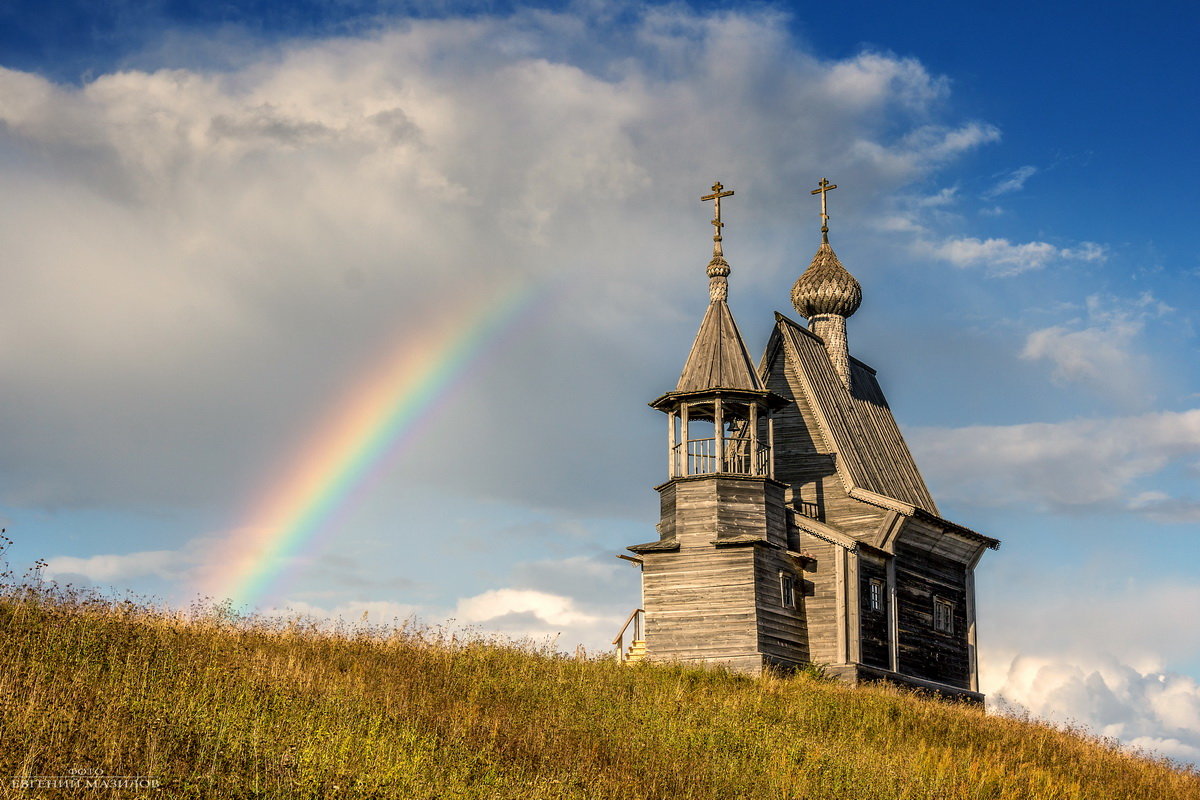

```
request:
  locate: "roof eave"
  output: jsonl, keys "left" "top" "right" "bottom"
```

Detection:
{"left": 649, "top": 388, "right": 790, "bottom": 411}
{"left": 912, "top": 508, "right": 1001, "bottom": 550}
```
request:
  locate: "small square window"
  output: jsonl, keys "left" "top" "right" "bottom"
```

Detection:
{"left": 780, "top": 572, "right": 796, "bottom": 609}
{"left": 869, "top": 579, "right": 884, "bottom": 612}
{"left": 933, "top": 598, "right": 954, "bottom": 634}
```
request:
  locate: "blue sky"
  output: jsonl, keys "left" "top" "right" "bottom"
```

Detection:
{"left": 1, "top": 0, "right": 1198, "bottom": 764}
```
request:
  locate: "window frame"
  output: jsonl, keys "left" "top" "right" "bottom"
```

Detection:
{"left": 868, "top": 578, "right": 884, "bottom": 613}
{"left": 933, "top": 597, "right": 955, "bottom": 634}
{"left": 779, "top": 571, "right": 796, "bottom": 609}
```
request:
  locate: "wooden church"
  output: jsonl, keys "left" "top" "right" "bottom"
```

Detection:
{"left": 616, "top": 180, "right": 999, "bottom": 702}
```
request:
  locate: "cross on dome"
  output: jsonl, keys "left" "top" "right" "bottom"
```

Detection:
{"left": 810, "top": 177, "right": 838, "bottom": 241}
{"left": 699, "top": 181, "right": 735, "bottom": 302}
{"left": 700, "top": 181, "right": 734, "bottom": 258}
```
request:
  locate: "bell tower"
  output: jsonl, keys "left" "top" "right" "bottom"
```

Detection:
{"left": 625, "top": 182, "right": 810, "bottom": 673}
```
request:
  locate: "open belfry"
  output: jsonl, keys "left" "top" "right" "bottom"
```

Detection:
{"left": 617, "top": 179, "right": 1000, "bottom": 701}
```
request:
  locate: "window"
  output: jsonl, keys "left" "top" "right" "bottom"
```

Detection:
{"left": 869, "top": 579, "right": 884, "bottom": 612}
{"left": 933, "top": 598, "right": 954, "bottom": 634}
{"left": 780, "top": 572, "right": 796, "bottom": 609}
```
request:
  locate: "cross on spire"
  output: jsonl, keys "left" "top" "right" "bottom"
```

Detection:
{"left": 810, "top": 177, "right": 838, "bottom": 241}
{"left": 701, "top": 181, "right": 735, "bottom": 257}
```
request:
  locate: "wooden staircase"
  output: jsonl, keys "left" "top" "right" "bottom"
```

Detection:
{"left": 613, "top": 608, "right": 646, "bottom": 665}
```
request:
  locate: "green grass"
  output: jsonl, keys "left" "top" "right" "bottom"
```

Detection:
{"left": 0, "top": 584, "right": 1196, "bottom": 799}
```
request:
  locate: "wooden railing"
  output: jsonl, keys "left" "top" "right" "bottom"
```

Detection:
{"left": 612, "top": 608, "right": 644, "bottom": 662}
{"left": 674, "top": 438, "right": 770, "bottom": 476}
{"left": 797, "top": 501, "right": 822, "bottom": 520}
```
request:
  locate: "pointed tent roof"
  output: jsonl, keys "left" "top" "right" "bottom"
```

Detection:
{"left": 653, "top": 178, "right": 782, "bottom": 408}
{"left": 675, "top": 299, "right": 765, "bottom": 393}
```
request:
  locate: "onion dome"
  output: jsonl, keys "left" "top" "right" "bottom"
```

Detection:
{"left": 706, "top": 255, "right": 730, "bottom": 302}
{"left": 791, "top": 239, "right": 862, "bottom": 319}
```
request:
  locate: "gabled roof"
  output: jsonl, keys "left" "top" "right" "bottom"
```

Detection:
{"left": 771, "top": 312, "right": 939, "bottom": 513}
{"left": 676, "top": 300, "right": 765, "bottom": 393}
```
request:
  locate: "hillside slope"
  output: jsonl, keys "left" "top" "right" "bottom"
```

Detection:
{"left": 1, "top": 588, "right": 1196, "bottom": 800}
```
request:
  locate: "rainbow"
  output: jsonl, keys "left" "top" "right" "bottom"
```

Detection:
{"left": 202, "top": 279, "right": 540, "bottom": 609}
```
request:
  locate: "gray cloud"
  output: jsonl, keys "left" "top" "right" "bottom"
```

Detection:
{"left": 1021, "top": 292, "right": 1167, "bottom": 404}
{"left": 911, "top": 409, "right": 1200, "bottom": 513}
{"left": 0, "top": 7, "right": 1001, "bottom": 522}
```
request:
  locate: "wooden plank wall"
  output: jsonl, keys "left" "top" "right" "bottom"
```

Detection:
{"left": 643, "top": 477, "right": 785, "bottom": 669}
{"left": 858, "top": 552, "right": 891, "bottom": 670}
{"left": 754, "top": 547, "right": 809, "bottom": 668}
{"left": 819, "top": 479, "right": 888, "bottom": 539}
{"left": 795, "top": 533, "right": 839, "bottom": 665}
{"left": 642, "top": 543, "right": 760, "bottom": 666}
{"left": 657, "top": 482, "right": 677, "bottom": 541}
{"left": 714, "top": 478, "right": 788, "bottom": 543}
{"left": 894, "top": 538, "right": 971, "bottom": 688}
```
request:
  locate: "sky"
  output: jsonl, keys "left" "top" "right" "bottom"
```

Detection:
{"left": 2, "top": 0, "right": 1199, "bottom": 766}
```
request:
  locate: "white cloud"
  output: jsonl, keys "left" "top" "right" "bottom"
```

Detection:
{"left": 450, "top": 587, "right": 624, "bottom": 652}
{"left": 1127, "top": 492, "right": 1200, "bottom": 523}
{"left": 983, "top": 164, "right": 1036, "bottom": 198}
{"left": 1059, "top": 241, "right": 1108, "bottom": 262}
{"left": 911, "top": 409, "right": 1200, "bottom": 512}
{"left": 255, "top": 586, "right": 623, "bottom": 652}
{"left": 1021, "top": 292, "right": 1168, "bottom": 401}
{"left": 455, "top": 587, "right": 602, "bottom": 627}
{"left": 985, "top": 653, "right": 1200, "bottom": 765}
{"left": 926, "top": 235, "right": 1106, "bottom": 275}
{"left": 851, "top": 122, "right": 1000, "bottom": 180}
{"left": 822, "top": 52, "right": 949, "bottom": 110}
{"left": 980, "top": 574, "right": 1200, "bottom": 765}
{"left": 1023, "top": 323, "right": 1140, "bottom": 386}
{"left": 44, "top": 549, "right": 184, "bottom": 582}
{"left": 982, "top": 572, "right": 1200, "bottom": 673}
{"left": 918, "top": 186, "right": 959, "bottom": 207}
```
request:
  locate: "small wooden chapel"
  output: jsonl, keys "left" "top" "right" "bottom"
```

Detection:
{"left": 616, "top": 179, "right": 999, "bottom": 702}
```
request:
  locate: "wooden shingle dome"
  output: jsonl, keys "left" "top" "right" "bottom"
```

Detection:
{"left": 791, "top": 239, "right": 862, "bottom": 319}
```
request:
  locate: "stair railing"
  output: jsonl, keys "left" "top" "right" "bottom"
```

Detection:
{"left": 612, "top": 608, "right": 645, "bottom": 662}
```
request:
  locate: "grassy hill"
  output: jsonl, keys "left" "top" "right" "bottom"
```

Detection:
{"left": 1, "top": 586, "right": 1196, "bottom": 799}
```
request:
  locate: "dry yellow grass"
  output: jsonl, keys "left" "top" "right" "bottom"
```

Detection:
{"left": 0, "top": 583, "right": 1196, "bottom": 799}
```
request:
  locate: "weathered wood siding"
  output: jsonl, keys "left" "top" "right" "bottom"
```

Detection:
{"left": 658, "top": 475, "right": 787, "bottom": 543}
{"left": 657, "top": 482, "right": 677, "bottom": 541}
{"left": 755, "top": 547, "right": 809, "bottom": 668}
{"left": 795, "top": 533, "right": 840, "bottom": 665}
{"left": 894, "top": 523, "right": 971, "bottom": 688}
{"left": 644, "top": 475, "right": 786, "bottom": 670}
{"left": 858, "top": 552, "right": 890, "bottom": 670}
{"left": 641, "top": 544, "right": 759, "bottom": 668}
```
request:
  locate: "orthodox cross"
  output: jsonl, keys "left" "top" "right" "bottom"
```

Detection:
{"left": 701, "top": 181, "right": 735, "bottom": 256}
{"left": 810, "top": 177, "right": 838, "bottom": 239}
